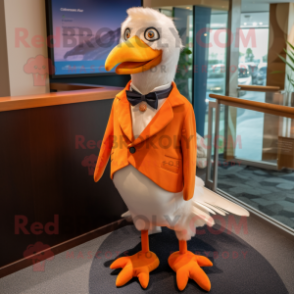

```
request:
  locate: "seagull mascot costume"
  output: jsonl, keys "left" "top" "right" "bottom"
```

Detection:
{"left": 94, "top": 7, "right": 249, "bottom": 292}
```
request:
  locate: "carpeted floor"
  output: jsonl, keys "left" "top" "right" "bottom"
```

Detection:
{"left": 0, "top": 214, "right": 293, "bottom": 294}
{"left": 89, "top": 225, "right": 287, "bottom": 294}
{"left": 217, "top": 164, "right": 294, "bottom": 230}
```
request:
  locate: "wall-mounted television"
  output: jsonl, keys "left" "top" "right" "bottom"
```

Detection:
{"left": 46, "top": 0, "right": 142, "bottom": 78}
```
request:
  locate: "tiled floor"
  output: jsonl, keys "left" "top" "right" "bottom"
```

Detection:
{"left": 217, "top": 164, "right": 294, "bottom": 230}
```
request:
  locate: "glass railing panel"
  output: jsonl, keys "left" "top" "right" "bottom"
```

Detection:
{"left": 216, "top": 108, "right": 294, "bottom": 231}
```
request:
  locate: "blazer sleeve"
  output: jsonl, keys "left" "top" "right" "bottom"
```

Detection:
{"left": 181, "top": 105, "right": 197, "bottom": 201}
{"left": 94, "top": 102, "right": 114, "bottom": 182}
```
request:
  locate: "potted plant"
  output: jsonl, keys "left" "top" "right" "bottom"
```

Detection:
{"left": 175, "top": 47, "right": 192, "bottom": 101}
{"left": 278, "top": 40, "right": 294, "bottom": 103}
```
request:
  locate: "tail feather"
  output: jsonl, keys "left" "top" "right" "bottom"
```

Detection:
{"left": 194, "top": 177, "right": 249, "bottom": 217}
{"left": 193, "top": 201, "right": 216, "bottom": 215}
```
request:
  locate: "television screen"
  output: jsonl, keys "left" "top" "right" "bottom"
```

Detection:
{"left": 47, "top": 0, "right": 142, "bottom": 77}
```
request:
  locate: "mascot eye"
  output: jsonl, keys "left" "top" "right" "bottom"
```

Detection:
{"left": 124, "top": 28, "right": 131, "bottom": 40}
{"left": 144, "top": 27, "right": 160, "bottom": 42}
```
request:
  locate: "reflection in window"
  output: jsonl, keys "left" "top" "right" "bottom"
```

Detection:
{"left": 159, "top": 6, "right": 193, "bottom": 102}
{"left": 239, "top": 12, "right": 269, "bottom": 87}
{"left": 235, "top": 12, "right": 270, "bottom": 161}
{"left": 204, "top": 10, "right": 228, "bottom": 149}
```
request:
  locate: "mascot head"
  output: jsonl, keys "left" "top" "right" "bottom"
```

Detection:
{"left": 105, "top": 7, "right": 183, "bottom": 93}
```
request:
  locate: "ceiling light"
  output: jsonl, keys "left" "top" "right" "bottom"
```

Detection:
{"left": 253, "top": 22, "right": 257, "bottom": 26}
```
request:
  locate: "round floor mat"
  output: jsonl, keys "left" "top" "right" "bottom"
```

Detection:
{"left": 89, "top": 225, "right": 288, "bottom": 293}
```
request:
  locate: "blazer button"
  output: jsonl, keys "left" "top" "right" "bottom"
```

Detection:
{"left": 129, "top": 147, "right": 136, "bottom": 154}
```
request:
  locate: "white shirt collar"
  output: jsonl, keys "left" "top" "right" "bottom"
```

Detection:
{"left": 130, "top": 82, "right": 172, "bottom": 94}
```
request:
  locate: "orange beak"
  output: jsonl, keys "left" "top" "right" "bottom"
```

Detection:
{"left": 105, "top": 36, "right": 162, "bottom": 74}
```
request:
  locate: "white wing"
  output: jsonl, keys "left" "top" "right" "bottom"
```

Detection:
{"left": 193, "top": 176, "right": 250, "bottom": 220}
{"left": 121, "top": 211, "right": 131, "bottom": 218}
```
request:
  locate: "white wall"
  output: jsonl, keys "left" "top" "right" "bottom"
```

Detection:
{"left": 1, "top": 0, "right": 49, "bottom": 97}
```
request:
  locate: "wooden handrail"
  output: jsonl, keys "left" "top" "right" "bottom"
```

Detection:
{"left": 209, "top": 93, "right": 294, "bottom": 119}
{"left": 50, "top": 83, "right": 102, "bottom": 91}
{"left": 0, "top": 86, "right": 122, "bottom": 112}
{"left": 237, "top": 85, "right": 280, "bottom": 92}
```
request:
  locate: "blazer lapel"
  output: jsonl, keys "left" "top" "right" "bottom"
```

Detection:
{"left": 116, "top": 81, "right": 185, "bottom": 147}
{"left": 129, "top": 99, "right": 174, "bottom": 147}
{"left": 116, "top": 88, "right": 134, "bottom": 143}
{"left": 129, "top": 82, "right": 185, "bottom": 147}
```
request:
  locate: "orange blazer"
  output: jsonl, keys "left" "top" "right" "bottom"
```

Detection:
{"left": 94, "top": 81, "right": 197, "bottom": 201}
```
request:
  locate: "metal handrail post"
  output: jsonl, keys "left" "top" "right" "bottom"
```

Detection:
{"left": 212, "top": 100, "right": 220, "bottom": 191}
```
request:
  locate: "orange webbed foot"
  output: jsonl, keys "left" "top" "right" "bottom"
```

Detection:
{"left": 110, "top": 251, "right": 159, "bottom": 289}
{"left": 168, "top": 251, "right": 213, "bottom": 291}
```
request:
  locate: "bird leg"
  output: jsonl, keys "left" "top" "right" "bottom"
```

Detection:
{"left": 168, "top": 240, "right": 213, "bottom": 291}
{"left": 110, "top": 230, "right": 159, "bottom": 289}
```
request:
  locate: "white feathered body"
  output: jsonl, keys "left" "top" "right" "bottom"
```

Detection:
{"left": 113, "top": 84, "right": 249, "bottom": 241}
{"left": 111, "top": 8, "right": 248, "bottom": 240}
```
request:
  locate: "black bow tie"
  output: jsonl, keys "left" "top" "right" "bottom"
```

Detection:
{"left": 126, "top": 85, "right": 172, "bottom": 110}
